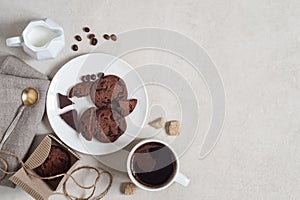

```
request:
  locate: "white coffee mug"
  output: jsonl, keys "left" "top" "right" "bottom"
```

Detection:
{"left": 127, "top": 139, "right": 190, "bottom": 191}
{"left": 6, "top": 18, "right": 65, "bottom": 60}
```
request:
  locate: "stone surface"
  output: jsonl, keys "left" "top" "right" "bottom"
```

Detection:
{"left": 1, "top": 0, "right": 300, "bottom": 199}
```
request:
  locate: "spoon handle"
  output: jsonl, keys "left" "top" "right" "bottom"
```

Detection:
{"left": 0, "top": 105, "right": 25, "bottom": 149}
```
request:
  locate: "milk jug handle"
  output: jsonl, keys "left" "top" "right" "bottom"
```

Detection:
{"left": 6, "top": 36, "right": 22, "bottom": 47}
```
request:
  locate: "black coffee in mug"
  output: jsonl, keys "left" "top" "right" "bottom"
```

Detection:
{"left": 130, "top": 142, "right": 177, "bottom": 188}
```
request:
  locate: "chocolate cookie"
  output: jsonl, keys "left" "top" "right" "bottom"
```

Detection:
{"left": 79, "top": 107, "right": 100, "bottom": 141}
{"left": 91, "top": 75, "right": 128, "bottom": 108}
{"left": 69, "top": 81, "right": 94, "bottom": 98}
{"left": 35, "top": 145, "right": 71, "bottom": 177}
{"left": 116, "top": 99, "right": 138, "bottom": 117}
{"left": 95, "top": 108, "right": 127, "bottom": 143}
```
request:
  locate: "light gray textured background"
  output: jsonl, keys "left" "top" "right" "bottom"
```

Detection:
{"left": 1, "top": 0, "right": 300, "bottom": 199}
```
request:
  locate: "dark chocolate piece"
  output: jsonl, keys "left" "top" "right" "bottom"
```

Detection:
{"left": 60, "top": 109, "right": 79, "bottom": 131}
{"left": 58, "top": 93, "right": 73, "bottom": 109}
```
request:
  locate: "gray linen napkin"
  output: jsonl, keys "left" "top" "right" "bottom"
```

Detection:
{"left": 0, "top": 55, "right": 50, "bottom": 187}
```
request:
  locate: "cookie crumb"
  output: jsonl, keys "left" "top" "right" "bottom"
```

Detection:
{"left": 148, "top": 117, "right": 165, "bottom": 129}
{"left": 124, "top": 183, "right": 136, "bottom": 195}
{"left": 166, "top": 120, "right": 180, "bottom": 136}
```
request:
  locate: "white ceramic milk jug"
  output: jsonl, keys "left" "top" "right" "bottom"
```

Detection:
{"left": 6, "top": 18, "right": 65, "bottom": 60}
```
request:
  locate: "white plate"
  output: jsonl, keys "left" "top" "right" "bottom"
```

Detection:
{"left": 47, "top": 53, "right": 148, "bottom": 155}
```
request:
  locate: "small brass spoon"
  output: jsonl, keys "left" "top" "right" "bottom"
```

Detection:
{"left": 0, "top": 88, "right": 39, "bottom": 149}
{"left": 22, "top": 87, "right": 39, "bottom": 106}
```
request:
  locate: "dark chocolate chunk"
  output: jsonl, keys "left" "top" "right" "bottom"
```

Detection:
{"left": 60, "top": 109, "right": 79, "bottom": 131}
{"left": 58, "top": 93, "right": 73, "bottom": 109}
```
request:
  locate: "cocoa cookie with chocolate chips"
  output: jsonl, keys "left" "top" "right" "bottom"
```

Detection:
{"left": 35, "top": 145, "right": 71, "bottom": 177}
{"left": 116, "top": 99, "right": 138, "bottom": 117}
{"left": 79, "top": 107, "right": 101, "bottom": 141}
{"left": 91, "top": 75, "right": 128, "bottom": 108}
{"left": 95, "top": 108, "right": 127, "bottom": 143}
{"left": 68, "top": 81, "right": 94, "bottom": 98}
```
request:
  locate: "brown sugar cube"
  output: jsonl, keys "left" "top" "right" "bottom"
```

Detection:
{"left": 124, "top": 183, "right": 137, "bottom": 195}
{"left": 166, "top": 120, "right": 180, "bottom": 136}
{"left": 148, "top": 117, "right": 165, "bottom": 129}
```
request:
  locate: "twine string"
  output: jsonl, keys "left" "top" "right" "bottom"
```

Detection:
{"left": 0, "top": 150, "right": 113, "bottom": 200}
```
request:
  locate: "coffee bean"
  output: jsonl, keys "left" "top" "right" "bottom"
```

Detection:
{"left": 91, "top": 38, "right": 98, "bottom": 45}
{"left": 91, "top": 74, "right": 97, "bottom": 80}
{"left": 72, "top": 44, "right": 78, "bottom": 51}
{"left": 103, "top": 34, "right": 110, "bottom": 40}
{"left": 75, "top": 35, "right": 82, "bottom": 41}
{"left": 88, "top": 34, "right": 95, "bottom": 39}
{"left": 110, "top": 34, "right": 117, "bottom": 41}
{"left": 83, "top": 27, "right": 90, "bottom": 32}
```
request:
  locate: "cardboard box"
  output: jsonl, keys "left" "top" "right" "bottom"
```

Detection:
{"left": 9, "top": 134, "right": 80, "bottom": 200}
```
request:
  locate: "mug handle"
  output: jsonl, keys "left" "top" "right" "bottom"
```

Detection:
{"left": 6, "top": 36, "right": 22, "bottom": 47}
{"left": 174, "top": 172, "right": 190, "bottom": 187}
